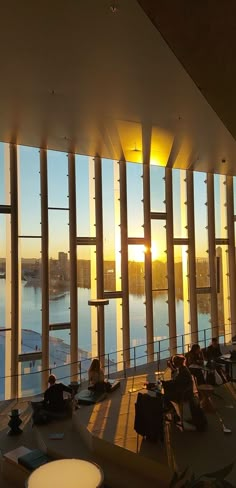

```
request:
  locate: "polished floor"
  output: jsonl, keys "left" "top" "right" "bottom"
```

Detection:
{"left": 1, "top": 363, "right": 236, "bottom": 487}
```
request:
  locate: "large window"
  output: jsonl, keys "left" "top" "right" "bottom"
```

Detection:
{"left": 1, "top": 145, "right": 236, "bottom": 400}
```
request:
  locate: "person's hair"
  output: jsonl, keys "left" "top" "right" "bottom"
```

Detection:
{"left": 212, "top": 337, "right": 218, "bottom": 343}
{"left": 48, "top": 374, "right": 56, "bottom": 385}
{"left": 172, "top": 355, "right": 186, "bottom": 368}
{"left": 190, "top": 343, "right": 200, "bottom": 354}
{"left": 89, "top": 358, "right": 101, "bottom": 373}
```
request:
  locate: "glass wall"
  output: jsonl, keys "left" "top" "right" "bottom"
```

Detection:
{"left": 1, "top": 144, "right": 236, "bottom": 399}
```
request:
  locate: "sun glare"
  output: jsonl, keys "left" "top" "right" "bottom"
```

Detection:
{"left": 129, "top": 242, "right": 163, "bottom": 262}
{"left": 151, "top": 241, "right": 160, "bottom": 260}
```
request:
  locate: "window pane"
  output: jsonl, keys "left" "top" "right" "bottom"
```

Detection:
{"left": 0, "top": 214, "right": 11, "bottom": 329}
{"left": 20, "top": 357, "right": 42, "bottom": 397}
{"left": 127, "top": 163, "right": 143, "bottom": 237}
{"left": 77, "top": 245, "right": 96, "bottom": 358}
{"left": 20, "top": 239, "right": 42, "bottom": 352}
{"left": 102, "top": 158, "right": 120, "bottom": 291}
{"left": 197, "top": 293, "right": 211, "bottom": 346}
{"left": 173, "top": 169, "right": 187, "bottom": 238}
{"left": 19, "top": 146, "right": 41, "bottom": 235}
{"left": 174, "top": 245, "right": 190, "bottom": 342}
{"left": 76, "top": 155, "right": 95, "bottom": 237}
{"left": 49, "top": 210, "right": 70, "bottom": 326}
{"left": 150, "top": 165, "right": 166, "bottom": 213}
{"left": 194, "top": 172, "right": 210, "bottom": 288}
{"left": 48, "top": 150, "right": 68, "bottom": 208}
{"left": 216, "top": 245, "right": 230, "bottom": 338}
{"left": 0, "top": 143, "right": 10, "bottom": 205}
{"left": 0, "top": 330, "right": 11, "bottom": 400}
{"left": 214, "top": 175, "right": 227, "bottom": 238}
{"left": 128, "top": 245, "right": 146, "bottom": 359}
{"left": 151, "top": 219, "right": 168, "bottom": 344}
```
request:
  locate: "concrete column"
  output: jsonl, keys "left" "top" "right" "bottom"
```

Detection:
{"left": 10, "top": 144, "right": 19, "bottom": 398}
{"left": 226, "top": 176, "right": 236, "bottom": 338}
{"left": 94, "top": 156, "right": 105, "bottom": 366}
{"left": 119, "top": 160, "right": 130, "bottom": 368}
{"left": 40, "top": 149, "right": 49, "bottom": 390}
{"left": 143, "top": 163, "right": 154, "bottom": 361}
{"left": 68, "top": 153, "right": 78, "bottom": 380}
{"left": 207, "top": 173, "right": 218, "bottom": 337}
{"left": 165, "top": 168, "right": 177, "bottom": 355}
{"left": 186, "top": 171, "right": 198, "bottom": 343}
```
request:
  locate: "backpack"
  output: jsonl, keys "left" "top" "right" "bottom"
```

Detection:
{"left": 32, "top": 409, "right": 49, "bottom": 425}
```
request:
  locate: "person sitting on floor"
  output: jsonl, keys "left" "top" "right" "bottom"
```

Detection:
{"left": 44, "top": 374, "right": 73, "bottom": 412}
{"left": 88, "top": 358, "right": 106, "bottom": 392}
{"left": 31, "top": 374, "right": 73, "bottom": 425}
{"left": 186, "top": 343, "right": 206, "bottom": 385}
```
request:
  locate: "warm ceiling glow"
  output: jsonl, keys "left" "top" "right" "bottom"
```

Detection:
{"left": 150, "top": 126, "right": 173, "bottom": 167}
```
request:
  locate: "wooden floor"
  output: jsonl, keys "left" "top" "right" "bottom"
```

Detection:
{"left": 73, "top": 373, "right": 236, "bottom": 486}
{"left": 1, "top": 364, "right": 236, "bottom": 487}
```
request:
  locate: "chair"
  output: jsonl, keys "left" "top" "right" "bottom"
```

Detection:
{"left": 172, "top": 376, "right": 198, "bottom": 430}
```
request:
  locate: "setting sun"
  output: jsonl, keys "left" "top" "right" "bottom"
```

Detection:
{"left": 129, "top": 242, "right": 162, "bottom": 262}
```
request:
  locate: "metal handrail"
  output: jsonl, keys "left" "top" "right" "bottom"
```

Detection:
{"left": 1, "top": 323, "right": 235, "bottom": 400}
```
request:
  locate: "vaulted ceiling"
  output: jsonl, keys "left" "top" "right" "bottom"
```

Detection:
{"left": 0, "top": 0, "right": 236, "bottom": 175}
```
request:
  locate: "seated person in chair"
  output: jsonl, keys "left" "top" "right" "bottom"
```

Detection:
{"left": 44, "top": 374, "right": 73, "bottom": 412}
{"left": 88, "top": 358, "right": 105, "bottom": 392}
{"left": 186, "top": 344, "right": 205, "bottom": 385}
{"left": 206, "top": 337, "right": 230, "bottom": 382}
{"left": 163, "top": 355, "right": 194, "bottom": 403}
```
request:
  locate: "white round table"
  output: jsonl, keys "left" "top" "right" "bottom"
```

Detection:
{"left": 26, "top": 458, "right": 104, "bottom": 488}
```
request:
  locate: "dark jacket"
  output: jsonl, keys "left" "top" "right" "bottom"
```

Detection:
{"left": 44, "top": 383, "right": 72, "bottom": 411}
{"left": 163, "top": 365, "right": 193, "bottom": 402}
{"left": 207, "top": 344, "right": 222, "bottom": 362}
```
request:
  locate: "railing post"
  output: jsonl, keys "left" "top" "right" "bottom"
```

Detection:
{"left": 204, "top": 329, "right": 206, "bottom": 349}
{"left": 134, "top": 347, "right": 136, "bottom": 371}
{"left": 107, "top": 353, "right": 110, "bottom": 379}
{"left": 158, "top": 341, "right": 161, "bottom": 371}
{"left": 181, "top": 335, "right": 184, "bottom": 354}
{"left": 123, "top": 358, "right": 126, "bottom": 378}
{"left": 78, "top": 362, "right": 82, "bottom": 385}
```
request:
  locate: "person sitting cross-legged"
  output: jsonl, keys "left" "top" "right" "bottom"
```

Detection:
{"left": 44, "top": 374, "right": 73, "bottom": 412}
{"left": 31, "top": 374, "right": 73, "bottom": 425}
{"left": 88, "top": 358, "right": 106, "bottom": 392}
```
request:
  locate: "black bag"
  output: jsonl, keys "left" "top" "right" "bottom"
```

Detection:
{"left": 189, "top": 396, "right": 208, "bottom": 432}
{"left": 206, "top": 370, "right": 216, "bottom": 386}
{"left": 134, "top": 392, "right": 164, "bottom": 442}
{"left": 32, "top": 409, "right": 49, "bottom": 425}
